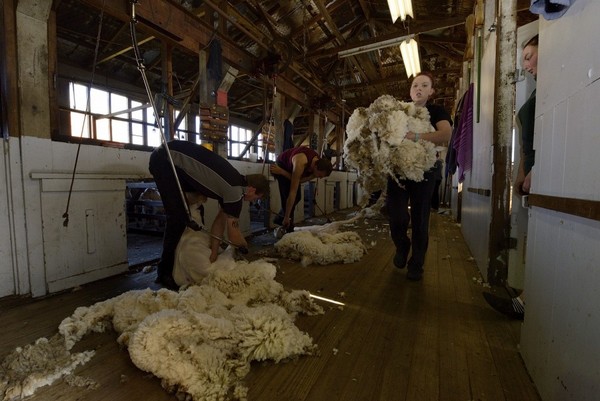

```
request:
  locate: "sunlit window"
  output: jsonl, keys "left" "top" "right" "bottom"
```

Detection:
{"left": 65, "top": 81, "right": 279, "bottom": 164}
{"left": 66, "top": 81, "right": 202, "bottom": 147}
{"left": 228, "top": 123, "right": 275, "bottom": 161}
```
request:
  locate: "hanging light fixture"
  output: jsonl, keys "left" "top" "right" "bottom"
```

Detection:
{"left": 387, "top": 0, "right": 414, "bottom": 23}
{"left": 400, "top": 38, "right": 421, "bottom": 78}
{"left": 338, "top": 34, "right": 414, "bottom": 58}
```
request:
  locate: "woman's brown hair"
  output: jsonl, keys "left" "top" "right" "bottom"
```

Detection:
{"left": 413, "top": 71, "right": 435, "bottom": 88}
{"left": 522, "top": 34, "right": 539, "bottom": 49}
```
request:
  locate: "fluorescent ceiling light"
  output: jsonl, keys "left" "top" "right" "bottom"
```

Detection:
{"left": 338, "top": 34, "right": 414, "bottom": 58}
{"left": 387, "top": 0, "right": 414, "bottom": 23}
{"left": 400, "top": 38, "right": 421, "bottom": 78}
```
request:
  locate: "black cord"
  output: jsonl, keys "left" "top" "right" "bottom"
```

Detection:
{"left": 63, "top": 1, "right": 106, "bottom": 227}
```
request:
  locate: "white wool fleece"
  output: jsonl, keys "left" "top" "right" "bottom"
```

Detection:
{"left": 274, "top": 218, "right": 367, "bottom": 266}
{"left": 275, "top": 230, "right": 367, "bottom": 266}
{"left": 3, "top": 260, "right": 322, "bottom": 401}
{"left": 344, "top": 94, "right": 437, "bottom": 202}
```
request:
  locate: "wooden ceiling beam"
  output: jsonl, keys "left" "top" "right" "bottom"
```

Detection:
{"left": 79, "top": 0, "right": 340, "bottom": 121}
{"left": 312, "top": 0, "right": 374, "bottom": 87}
{"left": 419, "top": 34, "right": 468, "bottom": 46}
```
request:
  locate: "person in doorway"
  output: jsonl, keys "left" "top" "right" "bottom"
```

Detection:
{"left": 388, "top": 72, "right": 452, "bottom": 281}
{"left": 269, "top": 146, "right": 333, "bottom": 232}
{"left": 484, "top": 35, "right": 538, "bottom": 320}
{"left": 515, "top": 34, "right": 538, "bottom": 197}
{"left": 149, "top": 140, "right": 269, "bottom": 290}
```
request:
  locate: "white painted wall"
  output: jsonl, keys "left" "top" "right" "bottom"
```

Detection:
{"left": 520, "top": 1, "right": 600, "bottom": 400}
{"left": 0, "top": 140, "right": 19, "bottom": 297}
{"left": 458, "top": 1, "right": 496, "bottom": 280}
{"left": 9, "top": 136, "right": 150, "bottom": 297}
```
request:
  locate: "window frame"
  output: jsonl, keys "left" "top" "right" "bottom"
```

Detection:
{"left": 59, "top": 79, "right": 274, "bottom": 163}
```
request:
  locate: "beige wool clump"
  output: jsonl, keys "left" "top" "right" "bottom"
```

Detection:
{"left": 344, "top": 94, "right": 437, "bottom": 201}
{"left": 274, "top": 217, "right": 367, "bottom": 266}
{"left": 1, "top": 255, "right": 323, "bottom": 401}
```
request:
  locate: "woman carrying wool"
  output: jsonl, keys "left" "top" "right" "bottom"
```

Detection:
{"left": 387, "top": 72, "right": 452, "bottom": 280}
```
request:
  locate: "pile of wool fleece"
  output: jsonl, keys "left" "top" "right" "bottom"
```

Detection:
{"left": 1, "top": 255, "right": 323, "bottom": 401}
{"left": 274, "top": 217, "right": 367, "bottom": 266}
{"left": 343, "top": 94, "right": 437, "bottom": 199}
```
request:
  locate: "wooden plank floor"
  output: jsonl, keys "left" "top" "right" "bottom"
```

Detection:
{"left": 0, "top": 209, "right": 541, "bottom": 401}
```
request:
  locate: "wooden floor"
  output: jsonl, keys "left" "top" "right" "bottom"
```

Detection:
{"left": 0, "top": 209, "right": 541, "bottom": 401}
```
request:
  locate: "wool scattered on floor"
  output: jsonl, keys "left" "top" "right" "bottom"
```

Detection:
{"left": 274, "top": 217, "right": 367, "bottom": 266}
{"left": 0, "top": 254, "right": 323, "bottom": 401}
{"left": 0, "top": 335, "right": 94, "bottom": 400}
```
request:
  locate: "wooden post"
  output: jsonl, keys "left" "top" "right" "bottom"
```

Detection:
{"left": 198, "top": 50, "right": 209, "bottom": 105}
{"left": 488, "top": 0, "right": 517, "bottom": 286}
{"left": 272, "top": 88, "right": 284, "bottom": 155}
{"left": 316, "top": 114, "right": 324, "bottom": 154}
{"left": 161, "top": 41, "right": 174, "bottom": 140}
{"left": 16, "top": 0, "right": 53, "bottom": 138}
{"left": 1, "top": 0, "right": 20, "bottom": 138}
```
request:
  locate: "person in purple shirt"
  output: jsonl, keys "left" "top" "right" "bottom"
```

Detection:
{"left": 270, "top": 146, "right": 333, "bottom": 231}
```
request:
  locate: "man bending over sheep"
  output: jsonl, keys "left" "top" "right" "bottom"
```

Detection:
{"left": 149, "top": 140, "right": 269, "bottom": 290}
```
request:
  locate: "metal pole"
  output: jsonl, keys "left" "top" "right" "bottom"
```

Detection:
{"left": 129, "top": 1, "right": 194, "bottom": 224}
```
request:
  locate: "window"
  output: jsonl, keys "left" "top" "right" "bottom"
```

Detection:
{"left": 65, "top": 81, "right": 275, "bottom": 162}
{"left": 228, "top": 123, "right": 275, "bottom": 161}
{"left": 66, "top": 81, "right": 200, "bottom": 147}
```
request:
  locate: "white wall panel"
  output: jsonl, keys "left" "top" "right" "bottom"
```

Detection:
{"left": 522, "top": 208, "right": 600, "bottom": 401}
{"left": 0, "top": 141, "right": 16, "bottom": 297}
{"left": 19, "top": 136, "right": 149, "bottom": 296}
{"left": 39, "top": 177, "right": 129, "bottom": 293}
{"left": 520, "top": 1, "right": 600, "bottom": 400}
{"left": 562, "top": 85, "right": 600, "bottom": 198}
{"left": 459, "top": 27, "right": 496, "bottom": 279}
{"left": 460, "top": 192, "right": 491, "bottom": 279}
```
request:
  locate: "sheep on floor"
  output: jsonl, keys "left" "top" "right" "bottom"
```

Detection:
{"left": 172, "top": 200, "right": 239, "bottom": 287}
{"left": 173, "top": 226, "right": 222, "bottom": 287}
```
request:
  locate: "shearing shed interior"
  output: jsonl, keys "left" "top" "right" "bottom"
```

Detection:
{"left": 1, "top": 1, "right": 599, "bottom": 401}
